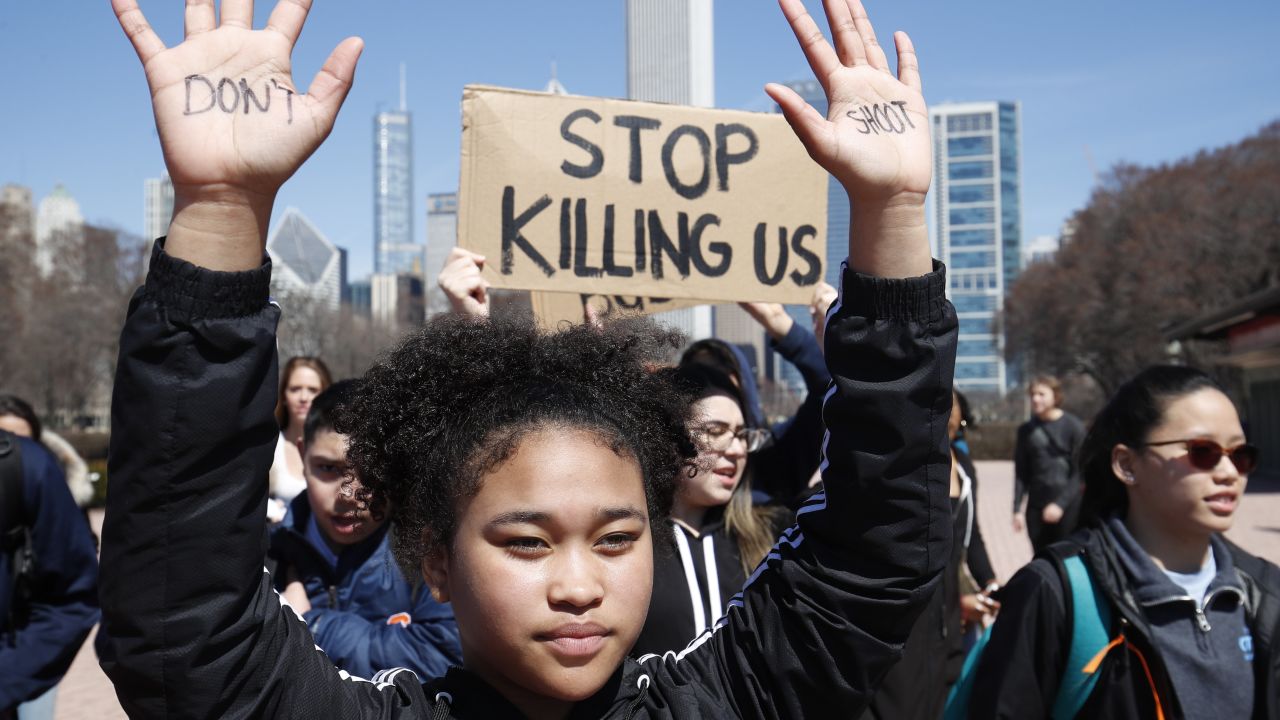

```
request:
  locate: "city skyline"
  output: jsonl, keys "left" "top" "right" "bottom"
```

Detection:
{"left": 2, "top": 1, "right": 1276, "bottom": 282}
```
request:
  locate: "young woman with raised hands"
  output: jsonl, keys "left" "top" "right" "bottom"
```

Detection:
{"left": 99, "top": 0, "right": 956, "bottom": 718}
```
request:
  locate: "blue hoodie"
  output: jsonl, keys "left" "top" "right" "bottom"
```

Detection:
{"left": 268, "top": 494, "right": 462, "bottom": 680}
{"left": 0, "top": 435, "right": 99, "bottom": 711}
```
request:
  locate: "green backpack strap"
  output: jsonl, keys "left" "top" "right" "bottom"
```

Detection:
{"left": 1050, "top": 553, "right": 1113, "bottom": 720}
{"left": 942, "top": 622, "right": 991, "bottom": 720}
{"left": 943, "top": 548, "right": 1114, "bottom": 720}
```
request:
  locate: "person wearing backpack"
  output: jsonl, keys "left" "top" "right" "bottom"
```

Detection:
{"left": 0, "top": 431, "right": 100, "bottom": 720}
{"left": 962, "top": 366, "right": 1280, "bottom": 719}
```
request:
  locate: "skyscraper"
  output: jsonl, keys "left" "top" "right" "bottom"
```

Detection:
{"left": 374, "top": 68, "right": 416, "bottom": 275}
{"left": 423, "top": 192, "right": 458, "bottom": 316}
{"left": 35, "top": 184, "right": 84, "bottom": 277}
{"left": 626, "top": 0, "right": 714, "bottom": 108}
{"left": 267, "top": 207, "right": 347, "bottom": 310}
{"left": 927, "top": 101, "right": 1023, "bottom": 393}
{"left": 144, "top": 174, "right": 174, "bottom": 244}
{"left": 626, "top": 0, "right": 715, "bottom": 342}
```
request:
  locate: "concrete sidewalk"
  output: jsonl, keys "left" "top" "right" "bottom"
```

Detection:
{"left": 50, "top": 462, "right": 1280, "bottom": 718}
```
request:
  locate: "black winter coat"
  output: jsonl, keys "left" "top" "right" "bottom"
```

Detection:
{"left": 98, "top": 244, "right": 958, "bottom": 719}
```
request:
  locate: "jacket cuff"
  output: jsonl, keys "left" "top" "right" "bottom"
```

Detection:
{"left": 838, "top": 259, "right": 948, "bottom": 323}
{"left": 144, "top": 238, "right": 272, "bottom": 321}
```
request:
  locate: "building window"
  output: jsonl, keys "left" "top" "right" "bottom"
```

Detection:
{"left": 951, "top": 251, "right": 995, "bottom": 270}
{"left": 956, "top": 361, "right": 1000, "bottom": 379}
{"left": 949, "top": 161, "right": 993, "bottom": 180}
{"left": 950, "top": 184, "right": 994, "bottom": 203}
{"left": 947, "top": 114, "right": 993, "bottom": 133}
{"left": 950, "top": 228, "right": 996, "bottom": 247}
{"left": 948, "top": 135, "right": 993, "bottom": 157}
{"left": 950, "top": 206, "right": 995, "bottom": 225}
{"left": 958, "top": 339, "right": 998, "bottom": 357}
{"left": 959, "top": 317, "right": 992, "bottom": 336}
{"left": 952, "top": 295, "right": 997, "bottom": 313}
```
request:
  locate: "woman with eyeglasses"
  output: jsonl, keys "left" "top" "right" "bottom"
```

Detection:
{"left": 630, "top": 363, "right": 791, "bottom": 658}
{"left": 967, "top": 365, "right": 1280, "bottom": 718}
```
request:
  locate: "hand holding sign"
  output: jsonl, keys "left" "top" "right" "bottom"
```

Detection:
{"left": 438, "top": 248, "right": 491, "bottom": 319}
{"left": 112, "top": 0, "right": 362, "bottom": 270}
{"left": 766, "top": 0, "right": 932, "bottom": 279}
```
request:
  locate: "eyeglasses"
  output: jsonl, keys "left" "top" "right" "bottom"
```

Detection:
{"left": 692, "top": 422, "right": 771, "bottom": 453}
{"left": 1142, "top": 438, "right": 1259, "bottom": 474}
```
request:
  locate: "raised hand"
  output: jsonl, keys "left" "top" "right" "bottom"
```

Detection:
{"left": 112, "top": 0, "right": 363, "bottom": 270}
{"left": 438, "top": 247, "right": 491, "bottom": 319}
{"left": 767, "top": 0, "right": 931, "bottom": 278}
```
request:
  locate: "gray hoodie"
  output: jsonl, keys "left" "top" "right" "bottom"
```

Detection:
{"left": 1105, "top": 516, "right": 1255, "bottom": 719}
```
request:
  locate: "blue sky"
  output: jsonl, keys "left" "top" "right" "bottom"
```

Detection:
{"left": 2, "top": 1, "right": 1277, "bottom": 280}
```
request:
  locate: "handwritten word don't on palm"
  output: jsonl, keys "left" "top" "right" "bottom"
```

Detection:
{"left": 183, "top": 75, "right": 295, "bottom": 123}
{"left": 845, "top": 101, "right": 916, "bottom": 135}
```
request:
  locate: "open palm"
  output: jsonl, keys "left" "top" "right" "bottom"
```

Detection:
{"left": 112, "top": 0, "right": 362, "bottom": 198}
{"left": 766, "top": 0, "right": 931, "bottom": 204}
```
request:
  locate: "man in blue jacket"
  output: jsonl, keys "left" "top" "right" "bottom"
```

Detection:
{"left": 0, "top": 431, "right": 99, "bottom": 718}
{"left": 268, "top": 382, "right": 462, "bottom": 680}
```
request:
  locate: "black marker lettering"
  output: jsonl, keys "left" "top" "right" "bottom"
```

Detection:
{"left": 601, "top": 204, "right": 632, "bottom": 277}
{"left": 560, "top": 109, "right": 604, "bottom": 179}
{"left": 572, "top": 198, "right": 603, "bottom": 278}
{"left": 613, "top": 115, "right": 661, "bottom": 184}
{"left": 892, "top": 100, "right": 916, "bottom": 129}
{"left": 789, "top": 225, "right": 822, "bottom": 286}
{"left": 685, "top": 213, "right": 730, "bottom": 277}
{"left": 648, "top": 210, "right": 690, "bottom": 280}
{"left": 184, "top": 75, "right": 216, "bottom": 115}
{"left": 860, "top": 106, "right": 880, "bottom": 135}
{"left": 633, "top": 209, "right": 647, "bottom": 273}
{"left": 846, "top": 109, "right": 871, "bottom": 134}
{"left": 501, "top": 186, "right": 554, "bottom": 277}
{"left": 714, "top": 123, "right": 759, "bottom": 192}
{"left": 240, "top": 79, "right": 270, "bottom": 114}
{"left": 753, "top": 223, "right": 789, "bottom": 286}
{"left": 661, "top": 125, "right": 712, "bottom": 200}
{"left": 558, "top": 199, "right": 572, "bottom": 270}
{"left": 216, "top": 78, "right": 240, "bottom": 113}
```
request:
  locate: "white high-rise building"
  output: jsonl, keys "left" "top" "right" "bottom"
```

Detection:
{"left": 267, "top": 208, "right": 346, "bottom": 310}
{"left": 927, "top": 101, "right": 1023, "bottom": 393}
{"left": 626, "top": 0, "right": 714, "bottom": 108}
{"left": 35, "top": 184, "right": 85, "bottom": 277}
{"left": 626, "top": 0, "right": 716, "bottom": 342}
{"left": 144, "top": 174, "right": 174, "bottom": 245}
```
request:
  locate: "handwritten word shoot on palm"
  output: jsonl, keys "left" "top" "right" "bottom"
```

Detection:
{"left": 458, "top": 86, "right": 828, "bottom": 304}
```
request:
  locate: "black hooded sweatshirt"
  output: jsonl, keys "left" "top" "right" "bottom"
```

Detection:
{"left": 98, "top": 243, "right": 957, "bottom": 719}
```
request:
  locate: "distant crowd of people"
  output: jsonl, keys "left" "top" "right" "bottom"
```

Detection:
{"left": 2, "top": 0, "right": 1275, "bottom": 718}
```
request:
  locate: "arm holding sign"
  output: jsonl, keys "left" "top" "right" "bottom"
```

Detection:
{"left": 438, "top": 247, "right": 491, "bottom": 318}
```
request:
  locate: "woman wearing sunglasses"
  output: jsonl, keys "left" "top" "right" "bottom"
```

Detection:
{"left": 631, "top": 364, "right": 791, "bottom": 658}
{"left": 968, "top": 365, "right": 1280, "bottom": 718}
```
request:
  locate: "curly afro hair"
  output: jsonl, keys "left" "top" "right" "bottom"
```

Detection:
{"left": 340, "top": 311, "right": 698, "bottom": 580}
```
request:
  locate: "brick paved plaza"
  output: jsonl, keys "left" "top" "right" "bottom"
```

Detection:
{"left": 51, "top": 461, "right": 1280, "bottom": 718}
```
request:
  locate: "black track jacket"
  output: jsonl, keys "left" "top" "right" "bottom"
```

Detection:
{"left": 99, "top": 242, "right": 958, "bottom": 719}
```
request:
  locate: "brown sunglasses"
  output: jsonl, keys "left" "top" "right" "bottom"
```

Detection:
{"left": 1142, "top": 438, "right": 1259, "bottom": 474}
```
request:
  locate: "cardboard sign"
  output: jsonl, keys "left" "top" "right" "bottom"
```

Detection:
{"left": 459, "top": 86, "right": 828, "bottom": 304}
{"left": 530, "top": 292, "right": 703, "bottom": 329}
